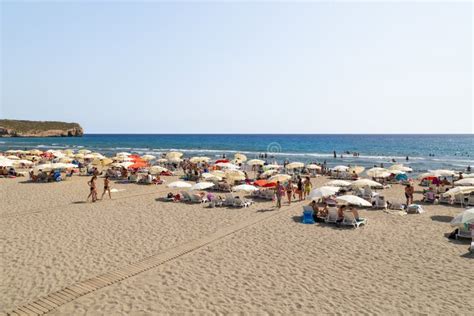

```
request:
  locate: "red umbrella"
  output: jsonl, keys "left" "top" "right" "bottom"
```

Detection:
{"left": 215, "top": 159, "right": 229, "bottom": 163}
{"left": 128, "top": 161, "right": 148, "bottom": 169}
{"left": 254, "top": 180, "right": 276, "bottom": 188}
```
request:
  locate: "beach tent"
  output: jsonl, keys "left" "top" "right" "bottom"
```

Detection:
{"left": 336, "top": 195, "right": 372, "bottom": 207}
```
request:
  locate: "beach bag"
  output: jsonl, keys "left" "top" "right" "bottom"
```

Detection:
{"left": 407, "top": 204, "right": 424, "bottom": 214}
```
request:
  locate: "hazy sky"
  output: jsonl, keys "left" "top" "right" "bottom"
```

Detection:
{"left": 1, "top": 2, "right": 472, "bottom": 134}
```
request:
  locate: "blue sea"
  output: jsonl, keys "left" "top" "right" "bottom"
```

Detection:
{"left": 1, "top": 134, "right": 473, "bottom": 173}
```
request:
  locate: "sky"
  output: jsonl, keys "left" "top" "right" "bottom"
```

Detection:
{"left": 1, "top": 2, "right": 472, "bottom": 134}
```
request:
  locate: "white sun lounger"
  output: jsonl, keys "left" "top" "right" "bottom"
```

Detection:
{"left": 326, "top": 207, "right": 339, "bottom": 224}
{"left": 342, "top": 211, "right": 367, "bottom": 228}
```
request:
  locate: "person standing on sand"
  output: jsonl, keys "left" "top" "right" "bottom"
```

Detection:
{"left": 303, "top": 176, "right": 312, "bottom": 200}
{"left": 101, "top": 175, "right": 112, "bottom": 200}
{"left": 405, "top": 184, "right": 414, "bottom": 205}
{"left": 87, "top": 175, "right": 98, "bottom": 202}
{"left": 286, "top": 180, "right": 294, "bottom": 205}
{"left": 275, "top": 181, "right": 284, "bottom": 208}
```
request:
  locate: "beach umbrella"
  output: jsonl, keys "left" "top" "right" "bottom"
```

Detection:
{"left": 442, "top": 186, "right": 474, "bottom": 197}
{"left": 234, "top": 153, "right": 247, "bottom": 162}
{"left": 233, "top": 184, "right": 258, "bottom": 192}
{"left": 308, "top": 186, "right": 340, "bottom": 199}
{"left": 156, "top": 158, "right": 168, "bottom": 163}
{"left": 0, "top": 159, "right": 13, "bottom": 167}
{"left": 389, "top": 169, "right": 406, "bottom": 175}
{"left": 111, "top": 161, "right": 134, "bottom": 168}
{"left": 168, "top": 181, "right": 192, "bottom": 189}
{"left": 211, "top": 170, "right": 226, "bottom": 178}
{"left": 306, "top": 164, "right": 321, "bottom": 170}
{"left": 217, "top": 162, "right": 239, "bottom": 169}
{"left": 34, "top": 163, "right": 77, "bottom": 172}
{"left": 254, "top": 179, "right": 276, "bottom": 187}
{"left": 190, "top": 182, "right": 215, "bottom": 190}
{"left": 142, "top": 154, "right": 156, "bottom": 161}
{"left": 28, "top": 149, "right": 43, "bottom": 155}
{"left": 333, "top": 165, "right": 349, "bottom": 172}
{"left": 168, "top": 157, "right": 183, "bottom": 163}
{"left": 389, "top": 164, "right": 412, "bottom": 172}
{"left": 351, "top": 179, "right": 383, "bottom": 189}
{"left": 201, "top": 172, "right": 222, "bottom": 181}
{"left": 149, "top": 166, "right": 168, "bottom": 174}
{"left": 116, "top": 152, "right": 131, "bottom": 157}
{"left": 395, "top": 173, "right": 408, "bottom": 181}
{"left": 286, "top": 162, "right": 304, "bottom": 169}
{"left": 268, "top": 174, "right": 291, "bottom": 183}
{"left": 265, "top": 164, "right": 281, "bottom": 169}
{"left": 450, "top": 208, "right": 474, "bottom": 227}
{"left": 6, "top": 155, "right": 20, "bottom": 160}
{"left": 348, "top": 166, "right": 365, "bottom": 174}
{"left": 336, "top": 195, "right": 372, "bottom": 207}
{"left": 367, "top": 167, "right": 391, "bottom": 178}
{"left": 326, "top": 180, "right": 352, "bottom": 187}
{"left": 247, "top": 159, "right": 265, "bottom": 166}
{"left": 454, "top": 178, "right": 474, "bottom": 186}
{"left": 74, "top": 153, "right": 85, "bottom": 159}
{"left": 83, "top": 154, "right": 96, "bottom": 159}
{"left": 189, "top": 156, "right": 210, "bottom": 163}
{"left": 225, "top": 169, "right": 246, "bottom": 181}
{"left": 5, "top": 150, "right": 19, "bottom": 153}
{"left": 59, "top": 157, "right": 74, "bottom": 163}
{"left": 78, "top": 149, "right": 92, "bottom": 154}
{"left": 166, "top": 151, "right": 183, "bottom": 159}
{"left": 463, "top": 174, "right": 474, "bottom": 178}
{"left": 13, "top": 159, "right": 33, "bottom": 166}
{"left": 429, "top": 169, "right": 456, "bottom": 177}
{"left": 261, "top": 169, "right": 278, "bottom": 178}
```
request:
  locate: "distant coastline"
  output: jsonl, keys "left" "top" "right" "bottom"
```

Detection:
{"left": 0, "top": 119, "right": 83, "bottom": 137}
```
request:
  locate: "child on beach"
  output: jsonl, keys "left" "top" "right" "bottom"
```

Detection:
{"left": 87, "top": 175, "right": 98, "bottom": 202}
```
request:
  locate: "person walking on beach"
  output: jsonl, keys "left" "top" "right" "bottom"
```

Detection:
{"left": 101, "top": 175, "right": 112, "bottom": 200}
{"left": 275, "top": 181, "right": 284, "bottom": 208}
{"left": 303, "top": 176, "right": 312, "bottom": 200}
{"left": 405, "top": 184, "right": 414, "bottom": 205}
{"left": 87, "top": 175, "right": 98, "bottom": 202}
{"left": 286, "top": 180, "right": 294, "bottom": 205}
{"left": 296, "top": 176, "right": 304, "bottom": 201}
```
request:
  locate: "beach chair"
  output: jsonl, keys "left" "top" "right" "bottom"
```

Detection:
{"left": 302, "top": 206, "right": 315, "bottom": 224}
{"left": 325, "top": 207, "right": 339, "bottom": 224}
{"left": 342, "top": 211, "right": 367, "bottom": 228}
{"left": 371, "top": 195, "right": 387, "bottom": 209}
{"left": 456, "top": 227, "right": 472, "bottom": 240}
{"left": 467, "top": 193, "right": 474, "bottom": 206}
{"left": 453, "top": 193, "right": 466, "bottom": 207}
{"left": 469, "top": 242, "right": 474, "bottom": 254}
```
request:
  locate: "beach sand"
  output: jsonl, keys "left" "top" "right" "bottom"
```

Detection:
{"left": 1, "top": 175, "right": 472, "bottom": 314}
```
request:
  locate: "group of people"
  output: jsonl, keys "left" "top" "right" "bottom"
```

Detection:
{"left": 274, "top": 176, "right": 312, "bottom": 208}
{"left": 87, "top": 175, "right": 112, "bottom": 202}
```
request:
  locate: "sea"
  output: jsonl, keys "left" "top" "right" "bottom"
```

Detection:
{"left": 1, "top": 134, "right": 473, "bottom": 173}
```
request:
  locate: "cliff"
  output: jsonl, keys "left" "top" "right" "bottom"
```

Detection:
{"left": 0, "top": 120, "right": 84, "bottom": 137}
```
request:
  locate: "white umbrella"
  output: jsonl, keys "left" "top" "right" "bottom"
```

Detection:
{"left": 388, "top": 169, "right": 406, "bottom": 175}
{"left": 351, "top": 179, "right": 383, "bottom": 189}
{"left": 326, "top": 180, "right": 352, "bottom": 187}
{"left": 28, "top": 149, "right": 43, "bottom": 155}
{"left": 454, "top": 178, "right": 474, "bottom": 186}
{"left": 78, "top": 149, "right": 91, "bottom": 154}
{"left": 216, "top": 162, "right": 239, "bottom": 169}
{"left": 261, "top": 169, "right": 278, "bottom": 178}
{"left": 0, "top": 159, "right": 13, "bottom": 167}
{"left": 6, "top": 155, "right": 20, "bottom": 160}
{"left": 211, "top": 170, "right": 226, "bottom": 178}
{"left": 389, "top": 164, "right": 412, "bottom": 172}
{"left": 142, "top": 154, "right": 156, "bottom": 161}
{"left": 201, "top": 173, "right": 222, "bottom": 181}
{"left": 166, "top": 151, "right": 183, "bottom": 159}
{"left": 336, "top": 195, "right": 372, "bottom": 207}
{"left": 190, "top": 156, "right": 210, "bottom": 163}
{"left": 84, "top": 154, "right": 96, "bottom": 159}
{"left": 286, "top": 162, "right": 304, "bottom": 169}
{"left": 168, "top": 157, "right": 183, "bottom": 163}
{"left": 308, "top": 186, "right": 340, "bottom": 199}
{"left": 348, "top": 166, "right": 365, "bottom": 174}
{"left": 247, "top": 159, "right": 265, "bottom": 166}
{"left": 333, "top": 165, "right": 349, "bottom": 172}
{"left": 167, "top": 181, "right": 192, "bottom": 189}
{"left": 450, "top": 208, "right": 474, "bottom": 227}
{"left": 110, "top": 161, "right": 134, "bottom": 168}
{"left": 463, "top": 173, "right": 474, "bottom": 178}
{"left": 367, "top": 167, "right": 391, "bottom": 178}
{"left": 268, "top": 174, "right": 291, "bottom": 182}
{"left": 157, "top": 158, "right": 168, "bottom": 163}
{"left": 116, "top": 152, "right": 131, "bottom": 157}
{"left": 225, "top": 169, "right": 246, "bottom": 181}
{"left": 34, "top": 163, "right": 77, "bottom": 172}
{"left": 13, "top": 159, "right": 33, "bottom": 166}
{"left": 265, "top": 164, "right": 281, "bottom": 169}
{"left": 190, "top": 182, "right": 215, "bottom": 190}
{"left": 233, "top": 184, "right": 258, "bottom": 192}
{"left": 234, "top": 153, "right": 247, "bottom": 162}
{"left": 149, "top": 166, "right": 168, "bottom": 174}
{"left": 442, "top": 186, "right": 474, "bottom": 197}
{"left": 306, "top": 164, "right": 321, "bottom": 170}
{"left": 429, "top": 169, "right": 456, "bottom": 177}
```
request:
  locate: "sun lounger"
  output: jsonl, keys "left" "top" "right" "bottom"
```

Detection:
{"left": 456, "top": 227, "right": 472, "bottom": 240}
{"left": 342, "top": 211, "right": 367, "bottom": 228}
{"left": 302, "top": 206, "right": 315, "bottom": 224}
{"left": 453, "top": 193, "right": 466, "bottom": 207}
{"left": 467, "top": 193, "right": 474, "bottom": 206}
{"left": 325, "top": 207, "right": 339, "bottom": 224}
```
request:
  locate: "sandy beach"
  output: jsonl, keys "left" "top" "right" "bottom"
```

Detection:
{"left": 2, "top": 174, "right": 472, "bottom": 315}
